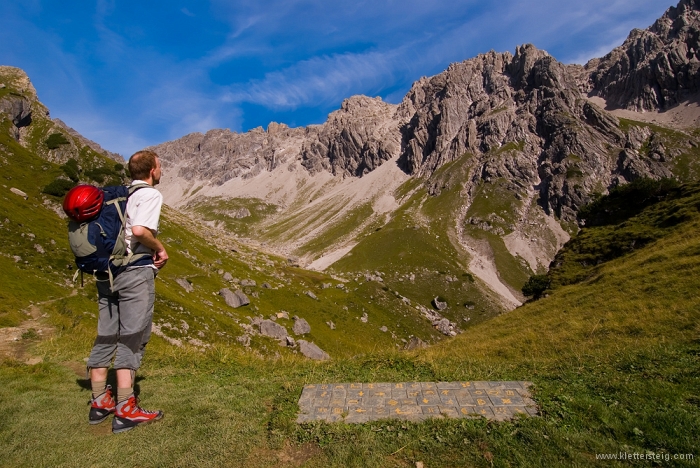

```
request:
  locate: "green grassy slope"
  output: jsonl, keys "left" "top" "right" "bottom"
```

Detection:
{"left": 331, "top": 154, "right": 509, "bottom": 326}
{"left": 1, "top": 102, "right": 451, "bottom": 356}
{"left": 1, "top": 179, "right": 698, "bottom": 467}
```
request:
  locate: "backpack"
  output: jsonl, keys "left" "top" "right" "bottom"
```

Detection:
{"left": 66, "top": 184, "right": 150, "bottom": 286}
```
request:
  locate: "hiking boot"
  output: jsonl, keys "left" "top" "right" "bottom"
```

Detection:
{"left": 88, "top": 385, "right": 116, "bottom": 425}
{"left": 112, "top": 395, "right": 163, "bottom": 434}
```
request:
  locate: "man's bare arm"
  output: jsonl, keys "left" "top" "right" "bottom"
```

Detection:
{"left": 132, "top": 225, "right": 168, "bottom": 268}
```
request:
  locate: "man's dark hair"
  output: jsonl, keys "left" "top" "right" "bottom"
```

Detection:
{"left": 128, "top": 150, "right": 159, "bottom": 181}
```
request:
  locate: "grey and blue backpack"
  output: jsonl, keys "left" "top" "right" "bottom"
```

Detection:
{"left": 67, "top": 184, "right": 150, "bottom": 285}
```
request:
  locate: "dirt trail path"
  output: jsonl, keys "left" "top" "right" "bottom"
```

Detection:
{"left": 0, "top": 290, "right": 77, "bottom": 364}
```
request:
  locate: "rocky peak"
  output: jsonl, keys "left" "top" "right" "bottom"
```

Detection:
{"left": 396, "top": 41, "right": 678, "bottom": 220}
{"left": 300, "top": 95, "right": 400, "bottom": 176}
{"left": 0, "top": 66, "right": 42, "bottom": 139}
{"left": 586, "top": 0, "right": 700, "bottom": 110}
{"left": 1, "top": 66, "right": 123, "bottom": 165}
{"left": 0, "top": 66, "right": 38, "bottom": 100}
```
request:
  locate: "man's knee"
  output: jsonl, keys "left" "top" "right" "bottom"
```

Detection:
{"left": 120, "top": 332, "right": 143, "bottom": 354}
{"left": 93, "top": 334, "right": 118, "bottom": 346}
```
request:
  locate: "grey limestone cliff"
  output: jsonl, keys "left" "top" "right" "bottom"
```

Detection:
{"left": 586, "top": 0, "right": 700, "bottom": 111}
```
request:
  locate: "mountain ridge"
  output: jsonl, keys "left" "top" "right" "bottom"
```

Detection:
{"left": 3, "top": 1, "right": 700, "bottom": 313}
{"left": 144, "top": 0, "right": 700, "bottom": 309}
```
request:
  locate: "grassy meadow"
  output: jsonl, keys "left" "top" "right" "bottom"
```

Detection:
{"left": 1, "top": 182, "right": 699, "bottom": 466}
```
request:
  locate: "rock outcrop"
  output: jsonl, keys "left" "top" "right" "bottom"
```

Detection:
{"left": 586, "top": 0, "right": 700, "bottom": 111}
{"left": 300, "top": 96, "right": 401, "bottom": 176}
{"left": 0, "top": 65, "right": 124, "bottom": 164}
{"left": 259, "top": 319, "right": 288, "bottom": 339}
{"left": 176, "top": 278, "right": 194, "bottom": 293}
{"left": 219, "top": 288, "right": 250, "bottom": 308}
{"left": 293, "top": 317, "right": 311, "bottom": 335}
{"left": 298, "top": 340, "right": 330, "bottom": 360}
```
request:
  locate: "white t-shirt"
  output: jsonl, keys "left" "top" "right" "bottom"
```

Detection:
{"left": 125, "top": 181, "right": 163, "bottom": 256}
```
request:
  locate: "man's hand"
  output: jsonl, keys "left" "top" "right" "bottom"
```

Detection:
{"left": 154, "top": 248, "right": 168, "bottom": 269}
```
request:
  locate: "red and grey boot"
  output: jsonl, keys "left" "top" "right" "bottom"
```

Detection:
{"left": 88, "top": 385, "right": 116, "bottom": 424}
{"left": 112, "top": 395, "right": 163, "bottom": 434}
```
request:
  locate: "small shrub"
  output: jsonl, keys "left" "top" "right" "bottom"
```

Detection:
{"left": 42, "top": 178, "right": 75, "bottom": 197}
{"left": 579, "top": 177, "right": 680, "bottom": 226}
{"left": 522, "top": 274, "right": 550, "bottom": 299}
{"left": 45, "top": 133, "right": 69, "bottom": 149}
{"left": 60, "top": 159, "right": 80, "bottom": 182}
{"left": 462, "top": 272, "right": 475, "bottom": 282}
{"left": 84, "top": 166, "right": 117, "bottom": 184}
{"left": 21, "top": 328, "right": 39, "bottom": 340}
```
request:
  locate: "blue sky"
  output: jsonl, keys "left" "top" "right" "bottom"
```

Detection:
{"left": 0, "top": 0, "right": 675, "bottom": 157}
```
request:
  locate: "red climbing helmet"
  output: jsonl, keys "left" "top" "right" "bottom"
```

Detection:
{"left": 62, "top": 185, "right": 104, "bottom": 222}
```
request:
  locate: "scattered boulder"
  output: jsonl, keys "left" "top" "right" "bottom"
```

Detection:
{"left": 432, "top": 297, "right": 447, "bottom": 310}
{"left": 404, "top": 336, "right": 428, "bottom": 350}
{"left": 298, "top": 340, "right": 330, "bottom": 361}
{"left": 360, "top": 312, "right": 368, "bottom": 323}
{"left": 364, "top": 273, "right": 383, "bottom": 282}
{"left": 237, "top": 334, "right": 251, "bottom": 347}
{"left": 434, "top": 318, "right": 452, "bottom": 335}
{"left": 326, "top": 321, "right": 335, "bottom": 330}
{"left": 234, "top": 207, "right": 251, "bottom": 218}
{"left": 240, "top": 279, "right": 256, "bottom": 287}
{"left": 379, "top": 326, "right": 388, "bottom": 332}
{"left": 277, "top": 311, "right": 289, "bottom": 319}
{"left": 175, "top": 278, "right": 194, "bottom": 293}
{"left": 34, "top": 244, "right": 44, "bottom": 254}
{"left": 10, "top": 188, "right": 27, "bottom": 199}
{"left": 223, "top": 272, "right": 234, "bottom": 281}
{"left": 287, "top": 257, "right": 300, "bottom": 267}
{"left": 305, "top": 290, "right": 318, "bottom": 300}
{"left": 259, "top": 319, "right": 288, "bottom": 339}
{"left": 220, "top": 288, "right": 250, "bottom": 308}
{"left": 293, "top": 318, "right": 311, "bottom": 335}
{"left": 262, "top": 282, "right": 272, "bottom": 289}
{"left": 285, "top": 336, "right": 296, "bottom": 347}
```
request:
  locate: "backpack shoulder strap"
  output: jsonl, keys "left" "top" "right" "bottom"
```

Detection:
{"left": 128, "top": 182, "right": 153, "bottom": 196}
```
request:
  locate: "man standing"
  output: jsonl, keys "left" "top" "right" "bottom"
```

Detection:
{"left": 86, "top": 150, "right": 168, "bottom": 434}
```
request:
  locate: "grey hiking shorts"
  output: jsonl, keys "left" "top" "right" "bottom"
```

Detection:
{"left": 86, "top": 266, "right": 156, "bottom": 371}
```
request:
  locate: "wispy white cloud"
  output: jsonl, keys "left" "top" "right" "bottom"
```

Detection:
{"left": 180, "top": 7, "right": 195, "bottom": 17}
{"left": 226, "top": 50, "right": 399, "bottom": 109}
